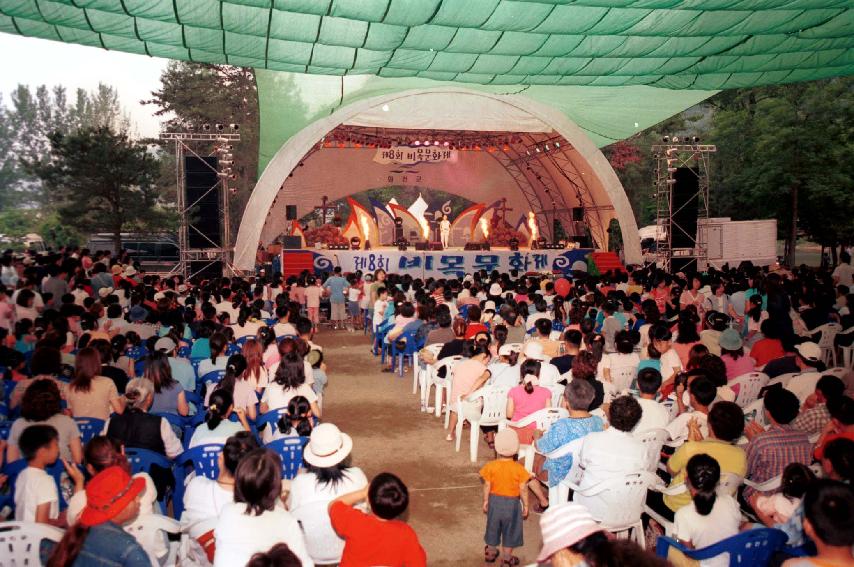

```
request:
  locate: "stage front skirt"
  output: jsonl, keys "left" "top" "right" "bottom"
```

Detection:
{"left": 281, "top": 249, "right": 594, "bottom": 278}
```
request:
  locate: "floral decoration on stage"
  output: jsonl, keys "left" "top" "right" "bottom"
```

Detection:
{"left": 304, "top": 225, "right": 348, "bottom": 247}
{"left": 487, "top": 223, "right": 528, "bottom": 247}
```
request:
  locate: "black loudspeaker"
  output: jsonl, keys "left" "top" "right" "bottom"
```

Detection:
{"left": 282, "top": 236, "right": 302, "bottom": 250}
{"left": 185, "top": 157, "right": 221, "bottom": 248}
{"left": 671, "top": 167, "right": 699, "bottom": 249}
{"left": 464, "top": 243, "right": 490, "bottom": 251}
{"left": 285, "top": 205, "right": 298, "bottom": 220}
{"left": 415, "top": 242, "right": 428, "bottom": 251}
{"left": 572, "top": 207, "right": 585, "bottom": 221}
{"left": 189, "top": 261, "right": 222, "bottom": 280}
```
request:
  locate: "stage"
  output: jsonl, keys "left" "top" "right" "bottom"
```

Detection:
{"left": 279, "top": 248, "right": 622, "bottom": 278}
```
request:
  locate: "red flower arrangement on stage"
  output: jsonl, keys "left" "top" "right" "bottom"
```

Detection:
{"left": 486, "top": 223, "right": 528, "bottom": 247}
{"left": 304, "top": 225, "right": 348, "bottom": 247}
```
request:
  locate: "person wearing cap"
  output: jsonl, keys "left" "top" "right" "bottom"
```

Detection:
{"left": 778, "top": 342, "right": 827, "bottom": 402}
{"left": 213, "top": 449, "right": 314, "bottom": 567}
{"left": 479, "top": 429, "right": 539, "bottom": 565}
{"left": 47, "top": 465, "right": 150, "bottom": 567}
{"left": 287, "top": 423, "right": 368, "bottom": 565}
{"left": 718, "top": 327, "right": 756, "bottom": 380}
{"left": 522, "top": 341, "right": 561, "bottom": 388}
{"left": 488, "top": 343, "right": 522, "bottom": 390}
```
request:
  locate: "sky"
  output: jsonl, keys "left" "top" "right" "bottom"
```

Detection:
{"left": 0, "top": 33, "right": 169, "bottom": 138}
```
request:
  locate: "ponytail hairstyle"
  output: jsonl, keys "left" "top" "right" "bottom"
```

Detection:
{"left": 687, "top": 453, "right": 720, "bottom": 516}
{"left": 215, "top": 353, "right": 248, "bottom": 397}
{"left": 520, "top": 359, "right": 541, "bottom": 394}
{"left": 206, "top": 389, "right": 234, "bottom": 431}
{"left": 278, "top": 395, "right": 312, "bottom": 436}
{"left": 208, "top": 332, "right": 227, "bottom": 363}
{"left": 257, "top": 326, "right": 275, "bottom": 349}
{"left": 47, "top": 524, "right": 90, "bottom": 567}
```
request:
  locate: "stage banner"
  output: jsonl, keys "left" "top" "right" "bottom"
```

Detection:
{"left": 283, "top": 249, "right": 594, "bottom": 279}
{"left": 373, "top": 145, "right": 456, "bottom": 165}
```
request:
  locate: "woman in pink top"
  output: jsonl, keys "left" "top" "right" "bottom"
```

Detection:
{"left": 506, "top": 359, "right": 552, "bottom": 445}
{"left": 303, "top": 276, "right": 323, "bottom": 328}
{"left": 719, "top": 328, "right": 755, "bottom": 383}
{"left": 672, "top": 311, "right": 701, "bottom": 367}
{"left": 446, "top": 345, "right": 492, "bottom": 442}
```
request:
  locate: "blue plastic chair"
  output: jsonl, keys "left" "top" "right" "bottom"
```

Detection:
{"left": 3, "top": 380, "right": 16, "bottom": 405}
{"left": 74, "top": 417, "right": 106, "bottom": 444}
{"left": 458, "top": 304, "right": 471, "bottom": 320}
{"left": 134, "top": 359, "right": 147, "bottom": 377}
{"left": 153, "top": 412, "right": 188, "bottom": 445}
{"left": 390, "top": 331, "right": 421, "bottom": 377}
{"left": 197, "top": 370, "right": 226, "bottom": 397}
{"left": 189, "top": 358, "right": 206, "bottom": 379}
{"left": 177, "top": 346, "right": 191, "bottom": 358}
{"left": 0, "top": 459, "right": 29, "bottom": 514}
{"left": 235, "top": 336, "right": 249, "bottom": 346}
{"left": 374, "top": 321, "right": 394, "bottom": 359}
{"left": 124, "top": 447, "right": 174, "bottom": 509}
{"left": 184, "top": 390, "right": 204, "bottom": 414}
{"left": 266, "top": 436, "right": 309, "bottom": 480}
{"left": 276, "top": 334, "right": 298, "bottom": 343}
{"left": 0, "top": 420, "right": 12, "bottom": 441}
{"left": 264, "top": 318, "right": 278, "bottom": 327}
{"left": 172, "top": 443, "right": 223, "bottom": 519}
{"left": 656, "top": 528, "right": 788, "bottom": 566}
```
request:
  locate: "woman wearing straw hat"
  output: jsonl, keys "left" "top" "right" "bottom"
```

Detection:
{"left": 287, "top": 423, "right": 368, "bottom": 566}
{"left": 47, "top": 466, "right": 149, "bottom": 567}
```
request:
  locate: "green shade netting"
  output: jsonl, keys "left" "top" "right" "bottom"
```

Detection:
{"left": 254, "top": 70, "right": 718, "bottom": 171}
{"left": 1, "top": 0, "right": 851, "bottom": 90}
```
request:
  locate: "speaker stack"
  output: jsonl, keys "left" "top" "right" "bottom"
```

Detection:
{"left": 670, "top": 167, "right": 700, "bottom": 272}
{"left": 184, "top": 156, "right": 221, "bottom": 249}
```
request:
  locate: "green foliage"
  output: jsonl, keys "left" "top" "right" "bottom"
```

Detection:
{"left": 24, "top": 126, "right": 164, "bottom": 250}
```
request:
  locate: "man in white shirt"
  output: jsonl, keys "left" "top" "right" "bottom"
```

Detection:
{"left": 633, "top": 368, "right": 671, "bottom": 433}
{"left": 666, "top": 375, "right": 716, "bottom": 446}
{"left": 832, "top": 251, "right": 853, "bottom": 287}
{"left": 564, "top": 396, "right": 646, "bottom": 520}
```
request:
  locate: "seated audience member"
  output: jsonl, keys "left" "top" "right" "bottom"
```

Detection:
{"left": 641, "top": 322, "right": 683, "bottom": 387}
{"left": 90, "top": 338, "right": 129, "bottom": 394}
{"left": 672, "top": 310, "right": 701, "bottom": 367}
{"left": 273, "top": 304, "right": 297, "bottom": 337}
{"left": 649, "top": 401, "right": 747, "bottom": 520}
{"left": 565, "top": 396, "right": 645, "bottom": 520}
{"left": 699, "top": 311, "right": 729, "bottom": 357}
{"left": 749, "top": 320, "right": 786, "bottom": 367}
{"left": 197, "top": 332, "right": 229, "bottom": 377}
{"left": 433, "top": 317, "right": 468, "bottom": 362}
{"left": 424, "top": 309, "right": 454, "bottom": 346}
{"left": 65, "top": 346, "right": 124, "bottom": 420}
{"left": 261, "top": 347, "right": 321, "bottom": 418}
{"left": 288, "top": 424, "right": 369, "bottom": 565}
{"left": 264, "top": 395, "right": 314, "bottom": 444}
{"left": 144, "top": 351, "right": 189, "bottom": 417}
{"left": 246, "top": 544, "right": 304, "bottom": 567}
{"left": 813, "top": 395, "right": 854, "bottom": 461}
{"left": 328, "top": 472, "right": 427, "bottom": 567}
{"left": 535, "top": 380, "right": 604, "bottom": 492}
{"left": 633, "top": 368, "right": 671, "bottom": 433}
{"left": 8, "top": 378, "right": 83, "bottom": 464}
{"left": 535, "top": 503, "right": 668, "bottom": 567}
{"left": 9, "top": 346, "right": 67, "bottom": 409}
{"left": 667, "top": 375, "right": 717, "bottom": 445}
{"left": 182, "top": 432, "right": 259, "bottom": 565}
{"left": 14, "top": 424, "right": 62, "bottom": 525}
{"left": 462, "top": 304, "right": 488, "bottom": 339}
{"left": 105, "top": 378, "right": 183, "bottom": 498}
{"left": 154, "top": 336, "right": 195, "bottom": 393}
{"left": 791, "top": 375, "right": 845, "bottom": 437}
{"left": 743, "top": 388, "right": 813, "bottom": 501}
{"left": 524, "top": 341, "right": 561, "bottom": 388}
{"left": 718, "top": 328, "right": 756, "bottom": 380}
{"left": 532, "top": 318, "right": 560, "bottom": 357}
{"left": 189, "top": 389, "right": 250, "bottom": 448}
{"left": 213, "top": 449, "right": 313, "bottom": 567}
{"left": 487, "top": 344, "right": 522, "bottom": 389}
{"left": 781, "top": 480, "right": 854, "bottom": 567}
{"left": 47, "top": 466, "right": 150, "bottom": 567}
{"left": 550, "top": 329, "right": 581, "bottom": 375}
{"left": 447, "top": 343, "right": 492, "bottom": 442}
{"left": 568, "top": 351, "right": 604, "bottom": 410}
{"left": 673, "top": 454, "right": 741, "bottom": 567}
{"left": 601, "top": 330, "right": 640, "bottom": 392}
{"left": 507, "top": 359, "right": 552, "bottom": 445}
{"left": 752, "top": 462, "right": 816, "bottom": 527}
{"left": 204, "top": 354, "right": 257, "bottom": 421}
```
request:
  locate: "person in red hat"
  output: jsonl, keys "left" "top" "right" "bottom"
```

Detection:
{"left": 47, "top": 465, "right": 149, "bottom": 567}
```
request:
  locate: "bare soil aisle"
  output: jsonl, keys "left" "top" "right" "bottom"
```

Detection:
{"left": 315, "top": 331, "right": 543, "bottom": 566}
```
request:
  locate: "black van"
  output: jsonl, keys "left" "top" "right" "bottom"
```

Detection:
{"left": 86, "top": 234, "right": 179, "bottom": 274}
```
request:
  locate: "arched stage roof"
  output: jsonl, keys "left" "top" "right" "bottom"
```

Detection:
{"left": 233, "top": 87, "right": 642, "bottom": 270}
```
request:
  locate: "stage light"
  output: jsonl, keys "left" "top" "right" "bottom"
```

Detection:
{"left": 229, "top": 124, "right": 239, "bottom": 131}
{"left": 535, "top": 147, "right": 540, "bottom": 153}
{"left": 509, "top": 238, "right": 519, "bottom": 251}
{"left": 503, "top": 144, "right": 510, "bottom": 151}
{"left": 663, "top": 136, "right": 670, "bottom": 142}
{"left": 692, "top": 136, "right": 701, "bottom": 143}
{"left": 526, "top": 150, "right": 531, "bottom": 156}
{"left": 424, "top": 140, "right": 431, "bottom": 146}
{"left": 228, "top": 174, "right": 237, "bottom": 180}
{"left": 324, "top": 141, "right": 333, "bottom": 148}
{"left": 667, "top": 167, "right": 677, "bottom": 173}
{"left": 382, "top": 104, "right": 389, "bottom": 112}
{"left": 203, "top": 124, "right": 211, "bottom": 131}
{"left": 555, "top": 141, "right": 561, "bottom": 148}
{"left": 220, "top": 160, "right": 233, "bottom": 165}
{"left": 544, "top": 144, "right": 550, "bottom": 151}
{"left": 215, "top": 124, "right": 224, "bottom": 131}
{"left": 672, "top": 136, "right": 680, "bottom": 143}
{"left": 414, "top": 140, "right": 421, "bottom": 146}
{"left": 443, "top": 141, "right": 449, "bottom": 147}
{"left": 434, "top": 141, "right": 440, "bottom": 146}
{"left": 229, "top": 187, "right": 237, "bottom": 194}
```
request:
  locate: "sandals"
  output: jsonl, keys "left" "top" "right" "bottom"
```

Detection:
{"left": 484, "top": 546, "right": 499, "bottom": 563}
{"left": 502, "top": 556, "right": 520, "bottom": 566}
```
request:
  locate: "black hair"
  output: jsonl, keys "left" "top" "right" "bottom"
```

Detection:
{"left": 246, "top": 543, "right": 302, "bottom": 567}
{"left": 802, "top": 479, "right": 854, "bottom": 547}
{"left": 828, "top": 395, "right": 854, "bottom": 425}
{"left": 234, "top": 449, "right": 282, "bottom": 516}
{"left": 20, "top": 379, "right": 63, "bottom": 421}
{"left": 520, "top": 358, "right": 541, "bottom": 394}
{"left": 614, "top": 330, "right": 638, "bottom": 354}
{"left": 568, "top": 531, "right": 669, "bottom": 567}
{"left": 278, "top": 395, "right": 313, "bottom": 437}
{"left": 206, "top": 389, "right": 234, "bottom": 431}
{"left": 535, "top": 317, "right": 552, "bottom": 336}
{"left": 222, "top": 431, "right": 260, "bottom": 476}
{"left": 19, "top": 424, "right": 59, "bottom": 461}
{"left": 688, "top": 376, "right": 717, "bottom": 407}
{"left": 823, "top": 438, "right": 854, "bottom": 483}
{"left": 609, "top": 395, "right": 642, "bottom": 432}
{"left": 696, "top": 354, "right": 727, "bottom": 387}
{"left": 816, "top": 375, "right": 845, "bottom": 400}
{"left": 273, "top": 351, "right": 306, "bottom": 389}
{"left": 781, "top": 463, "right": 816, "bottom": 499}
{"left": 647, "top": 322, "right": 671, "bottom": 359}
{"left": 368, "top": 472, "right": 409, "bottom": 520}
{"left": 687, "top": 453, "right": 719, "bottom": 516}
{"left": 763, "top": 387, "right": 801, "bottom": 425}
{"left": 295, "top": 317, "right": 313, "bottom": 336}
{"left": 637, "top": 368, "right": 662, "bottom": 395}
{"left": 707, "top": 401, "right": 745, "bottom": 442}
{"left": 563, "top": 329, "right": 582, "bottom": 346}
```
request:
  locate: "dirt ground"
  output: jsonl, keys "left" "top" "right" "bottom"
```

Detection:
{"left": 315, "top": 330, "right": 544, "bottom": 566}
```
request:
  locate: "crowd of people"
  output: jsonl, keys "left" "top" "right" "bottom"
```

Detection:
{"left": 1, "top": 245, "right": 853, "bottom": 566}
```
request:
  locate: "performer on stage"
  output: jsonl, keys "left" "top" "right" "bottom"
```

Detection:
{"left": 439, "top": 214, "right": 451, "bottom": 249}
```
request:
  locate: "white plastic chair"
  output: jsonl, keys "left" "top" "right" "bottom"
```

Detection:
{"left": 808, "top": 322, "right": 842, "bottom": 366}
{"left": 124, "top": 513, "right": 182, "bottom": 567}
{"left": 633, "top": 428, "right": 669, "bottom": 473}
{"left": 729, "top": 371, "right": 770, "bottom": 408}
{"left": 547, "top": 384, "right": 565, "bottom": 408}
{"left": 0, "top": 521, "right": 65, "bottom": 566}
{"left": 415, "top": 344, "right": 443, "bottom": 396}
{"left": 744, "top": 474, "right": 782, "bottom": 493}
{"left": 501, "top": 407, "right": 569, "bottom": 472}
{"left": 456, "top": 386, "right": 510, "bottom": 462}
{"left": 764, "top": 372, "right": 799, "bottom": 391}
{"left": 609, "top": 365, "right": 638, "bottom": 394}
{"left": 424, "top": 356, "right": 461, "bottom": 418}
{"left": 566, "top": 470, "right": 659, "bottom": 548}
{"left": 839, "top": 326, "right": 854, "bottom": 369}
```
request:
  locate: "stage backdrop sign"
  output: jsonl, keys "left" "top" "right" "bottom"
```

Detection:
{"left": 373, "top": 145, "right": 456, "bottom": 165}
{"left": 283, "top": 249, "right": 594, "bottom": 278}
